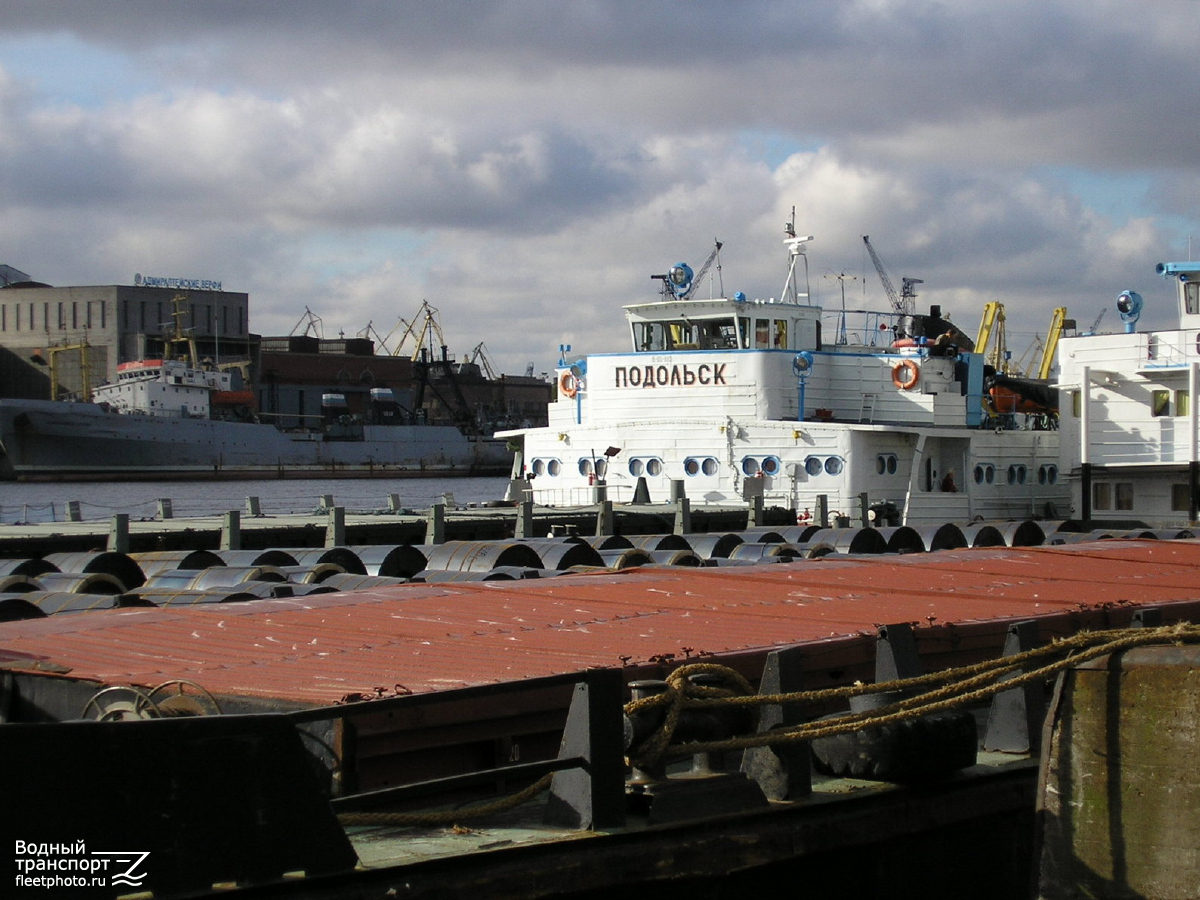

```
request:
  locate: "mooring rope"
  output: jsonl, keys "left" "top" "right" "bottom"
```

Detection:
{"left": 626, "top": 622, "right": 1200, "bottom": 766}
{"left": 337, "top": 622, "right": 1199, "bottom": 828}
{"left": 337, "top": 773, "right": 555, "bottom": 828}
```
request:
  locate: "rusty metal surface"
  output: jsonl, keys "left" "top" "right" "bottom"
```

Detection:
{"left": 2, "top": 540, "right": 1200, "bottom": 707}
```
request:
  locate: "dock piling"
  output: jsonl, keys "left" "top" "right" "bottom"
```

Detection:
{"left": 749, "top": 494, "right": 763, "bottom": 527}
{"left": 325, "top": 507, "right": 346, "bottom": 548}
{"left": 515, "top": 500, "right": 534, "bottom": 538}
{"left": 674, "top": 498, "right": 691, "bottom": 535}
{"left": 221, "top": 511, "right": 241, "bottom": 551}
{"left": 107, "top": 514, "right": 130, "bottom": 553}
{"left": 595, "top": 500, "right": 613, "bottom": 536}
{"left": 426, "top": 503, "right": 446, "bottom": 545}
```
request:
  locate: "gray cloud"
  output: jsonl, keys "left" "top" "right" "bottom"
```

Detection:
{"left": 1, "top": 1, "right": 1196, "bottom": 372}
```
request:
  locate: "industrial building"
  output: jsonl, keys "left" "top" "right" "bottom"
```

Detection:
{"left": 0, "top": 269, "right": 551, "bottom": 431}
{"left": 0, "top": 275, "right": 252, "bottom": 401}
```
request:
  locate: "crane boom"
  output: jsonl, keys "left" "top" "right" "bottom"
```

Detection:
{"left": 1037, "top": 307, "right": 1067, "bottom": 380}
{"left": 682, "top": 240, "right": 723, "bottom": 299}
{"left": 862, "top": 235, "right": 919, "bottom": 317}
{"left": 975, "top": 301, "right": 1008, "bottom": 372}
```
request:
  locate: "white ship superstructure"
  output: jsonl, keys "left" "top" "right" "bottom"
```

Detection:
{"left": 1058, "top": 262, "right": 1200, "bottom": 524}
{"left": 501, "top": 230, "right": 1066, "bottom": 525}
{"left": 94, "top": 359, "right": 234, "bottom": 418}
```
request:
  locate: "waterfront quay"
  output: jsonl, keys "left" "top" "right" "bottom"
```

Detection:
{"left": 0, "top": 494, "right": 761, "bottom": 556}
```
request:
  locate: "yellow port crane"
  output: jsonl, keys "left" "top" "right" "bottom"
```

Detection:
{"left": 384, "top": 300, "right": 449, "bottom": 362}
{"left": 974, "top": 301, "right": 1008, "bottom": 372}
{"left": 1036, "top": 307, "right": 1067, "bottom": 380}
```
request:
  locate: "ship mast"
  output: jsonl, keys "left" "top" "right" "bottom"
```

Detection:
{"left": 780, "top": 208, "right": 814, "bottom": 304}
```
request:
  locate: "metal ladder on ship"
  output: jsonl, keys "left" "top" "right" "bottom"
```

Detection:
{"left": 859, "top": 393, "right": 876, "bottom": 423}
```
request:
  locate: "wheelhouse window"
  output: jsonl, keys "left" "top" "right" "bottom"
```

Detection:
{"left": 1172, "top": 484, "right": 1191, "bottom": 512}
{"left": 1176, "top": 390, "right": 1190, "bottom": 417}
{"left": 632, "top": 318, "right": 742, "bottom": 351}
{"left": 1093, "top": 482, "right": 1111, "bottom": 510}
{"left": 755, "top": 319, "right": 770, "bottom": 348}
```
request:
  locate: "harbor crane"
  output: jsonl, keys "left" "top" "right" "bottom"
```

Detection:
{"left": 681, "top": 240, "right": 724, "bottom": 300}
{"left": 975, "top": 301, "right": 1009, "bottom": 372}
{"left": 290, "top": 307, "right": 324, "bottom": 339}
{"left": 1036, "top": 307, "right": 1068, "bottom": 380}
{"left": 467, "top": 342, "right": 499, "bottom": 380}
{"left": 862, "top": 235, "right": 922, "bottom": 318}
{"left": 382, "top": 300, "right": 449, "bottom": 362}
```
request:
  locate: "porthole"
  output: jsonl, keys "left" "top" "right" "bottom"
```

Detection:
{"left": 877, "top": 456, "right": 888, "bottom": 475}
{"left": 824, "top": 456, "right": 844, "bottom": 476}
{"left": 1047, "top": 465, "right": 1057, "bottom": 484}
{"left": 743, "top": 457, "right": 761, "bottom": 476}
{"left": 974, "top": 465, "right": 986, "bottom": 485}
{"left": 684, "top": 458, "right": 700, "bottom": 476}
{"left": 702, "top": 457, "right": 719, "bottom": 476}
{"left": 805, "top": 456, "right": 822, "bottom": 477}
{"left": 532, "top": 458, "right": 546, "bottom": 476}
{"left": 595, "top": 458, "right": 607, "bottom": 477}
{"left": 877, "top": 453, "right": 898, "bottom": 475}
{"left": 629, "top": 458, "right": 644, "bottom": 477}
{"left": 761, "top": 456, "right": 781, "bottom": 476}
{"left": 579, "top": 458, "right": 594, "bottom": 476}
{"left": 547, "top": 458, "right": 561, "bottom": 477}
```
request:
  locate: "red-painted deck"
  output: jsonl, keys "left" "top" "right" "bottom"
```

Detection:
{"left": 3, "top": 539, "right": 1200, "bottom": 707}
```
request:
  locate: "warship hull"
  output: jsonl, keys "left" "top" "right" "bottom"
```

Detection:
{"left": 0, "top": 398, "right": 511, "bottom": 481}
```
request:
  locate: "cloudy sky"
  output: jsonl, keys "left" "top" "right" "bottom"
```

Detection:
{"left": 3, "top": 1, "right": 1199, "bottom": 375}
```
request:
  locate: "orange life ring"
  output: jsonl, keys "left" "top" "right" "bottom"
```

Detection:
{"left": 892, "top": 359, "right": 919, "bottom": 390}
{"left": 559, "top": 371, "right": 578, "bottom": 398}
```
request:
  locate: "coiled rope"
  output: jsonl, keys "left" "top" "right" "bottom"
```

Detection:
{"left": 337, "top": 622, "right": 1198, "bottom": 829}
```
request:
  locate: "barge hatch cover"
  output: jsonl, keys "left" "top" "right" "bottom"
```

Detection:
{"left": 2, "top": 540, "right": 1200, "bottom": 708}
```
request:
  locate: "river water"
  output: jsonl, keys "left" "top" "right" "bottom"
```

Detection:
{"left": 0, "top": 476, "right": 512, "bottom": 525}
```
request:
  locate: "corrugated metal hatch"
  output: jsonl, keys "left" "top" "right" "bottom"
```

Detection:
{"left": 3, "top": 540, "right": 1200, "bottom": 707}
